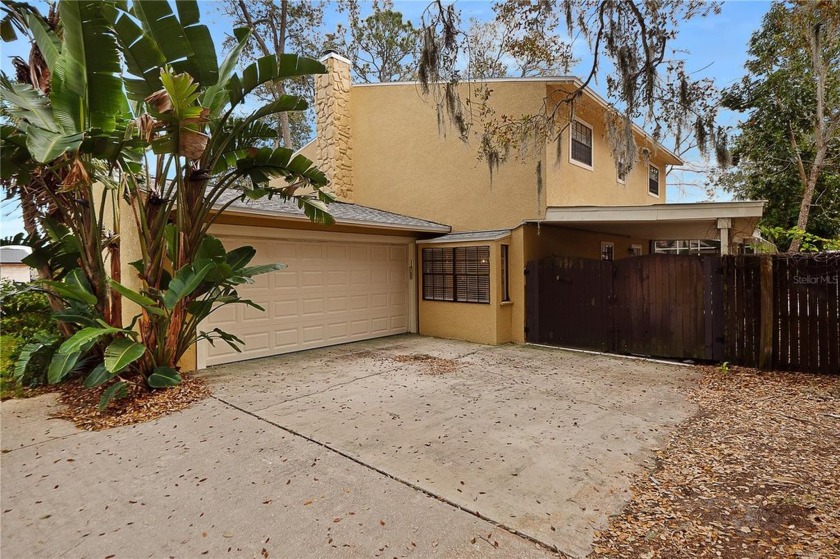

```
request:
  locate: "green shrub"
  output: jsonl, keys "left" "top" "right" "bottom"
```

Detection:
{"left": 1, "top": 281, "right": 61, "bottom": 394}
{"left": 0, "top": 335, "right": 24, "bottom": 399}
{"left": 0, "top": 280, "right": 57, "bottom": 342}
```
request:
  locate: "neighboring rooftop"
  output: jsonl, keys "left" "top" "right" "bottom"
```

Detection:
{"left": 0, "top": 247, "right": 30, "bottom": 265}
{"left": 215, "top": 191, "right": 451, "bottom": 234}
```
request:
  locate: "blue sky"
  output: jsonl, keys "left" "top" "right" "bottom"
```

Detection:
{"left": 0, "top": 0, "right": 771, "bottom": 237}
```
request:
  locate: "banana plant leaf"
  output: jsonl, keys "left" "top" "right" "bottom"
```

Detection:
{"left": 104, "top": 338, "right": 146, "bottom": 373}
{"left": 51, "top": 0, "right": 124, "bottom": 134}
{"left": 227, "top": 54, "right": 325, "bottom": 108}
{"left": 228, "top": 147, "right": 327, "bottom": 187}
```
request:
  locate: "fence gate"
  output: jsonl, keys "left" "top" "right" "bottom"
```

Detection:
{"left": 525, "top": 255, "right": 725, "bottom": 361}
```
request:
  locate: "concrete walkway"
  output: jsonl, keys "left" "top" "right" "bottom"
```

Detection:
{"left": 1, "top": 335, "right": 699, "bottom": 558}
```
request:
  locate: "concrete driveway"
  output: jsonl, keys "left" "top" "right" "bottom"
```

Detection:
{"left": 1, "top": 335, "right": 698, "bottom": 558}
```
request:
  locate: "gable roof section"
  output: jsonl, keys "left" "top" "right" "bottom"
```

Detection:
{"left": 353, "top": 76, "right": 683, "bottom": 166}
{"left": 215, "top": 191, "right": 451, "bottom": 234}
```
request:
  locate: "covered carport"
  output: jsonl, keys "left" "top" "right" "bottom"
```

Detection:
{"left": 532, "top": 200, "right": 766, "bottom": 256}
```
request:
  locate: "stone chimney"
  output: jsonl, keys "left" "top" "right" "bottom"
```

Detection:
{"left": 315, "top": 51, "right": 353, "bottom": 201}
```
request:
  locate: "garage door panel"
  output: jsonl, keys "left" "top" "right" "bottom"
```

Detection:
{"left": 243, "top": 303, "right": 271, "bottom": 321}
{"left": 327, "top": 322, "right": 348, "bottom": 340}
{"left": 274, "top": 300, "right": 298, "bottom": 316}
{"left": 327, "top": 270, "right": 347, "bottom": 285}
{"left": 274, "top": 270, "right": 299, "bottom": 288}
{"left": 211, "top": 304, "right": 237, "bottom": 324}
{"left": 300, "top": 244, "right": 325, "bottom": 260}
{"left": 327, "top": 296, "right": 348, "bottom": 312}
{"left": 371, "top": 317, "right": 389, "bottom": 333}
{"left": 349, "top": 319, "right": 369, "bottom": 335}
{"left": 302, "top": 270, "right": 323, "bottom": 286}
{"left": 274, "top": 328, "right": 299, "bottom": 349}
{"left": 371, "top": 293, "right": 388, "bottom": 308}
{"left": 350, "top": 295, "right": 369, "bottom": 309}
{"left": 203, "top": 232, "right": 411, "bottom": 366}
{"left": 302, "top": 324, "right": 325, "bottom": 343}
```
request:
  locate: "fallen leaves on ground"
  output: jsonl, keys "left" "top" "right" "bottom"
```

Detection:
{"left": 389, "top": 353, "right": 458, "bottom": 375}
{"left": 49, "top": 374, "right": 211, "bottom": 431}
{"left": 591, "top": 366, "right": 840, "bottom": 558}
{"left": 342, "top": 349, "right": 459, "bottom": 374}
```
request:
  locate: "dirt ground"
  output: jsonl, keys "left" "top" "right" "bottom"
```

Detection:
{"left": 590, "top": 366, "right": 840, "bottom": 559}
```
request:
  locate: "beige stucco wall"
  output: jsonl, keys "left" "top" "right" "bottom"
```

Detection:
{"left": 509, "top": 227, "right": 528, "bottom": 344}
{"left": 350, "top": 82, "right": 547, "bottom": 232}
{"left": 417, "top": 238, "right": 512, "bottom": 345}
{"left": 296, "top": 139, "right": 317, "bottom": 162}
{"left": 347, "top": 81, "right": 676, "bottom": 234}
{"left": 543, "top": 86, "right": 674, "bottom": 208}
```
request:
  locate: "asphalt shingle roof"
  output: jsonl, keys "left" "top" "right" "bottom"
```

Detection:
{"left": 418, "top": 230, "right": 512, "bottom": 243}
{"left": 215, "top": 191, "right": 450, "bottom": 233}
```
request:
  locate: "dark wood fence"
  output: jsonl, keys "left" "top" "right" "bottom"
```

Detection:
{"left": 725, "top": 254, "right": 840, "bottom": 373}
{"left": 525, "top": 253, "right": 840, "bottom": 373}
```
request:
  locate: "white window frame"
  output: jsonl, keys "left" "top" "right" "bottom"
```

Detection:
{"left": 616, "top": 162, "right": 627, "bottom": 185}
{"left": 569, "top": 117, "right": 594, "bottom": 171}
{"left": 630, "top": 244, "right": 642, "bottom": 256}
{"left": 648, "top": 164, "right": 661, "bottom": 198}
{"left": 600, "top": 241, "right": 615, "bottom": 261}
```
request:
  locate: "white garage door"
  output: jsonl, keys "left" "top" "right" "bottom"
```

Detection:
{"left": 200, "top": 226, "right": 412, "bottom": 366}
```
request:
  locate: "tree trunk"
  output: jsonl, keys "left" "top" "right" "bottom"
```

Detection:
{"left": 788, "top": 20, "right": 828, "bottom": 253}
{"left": 278, "top": 0, "right": 292, "bottom": 149}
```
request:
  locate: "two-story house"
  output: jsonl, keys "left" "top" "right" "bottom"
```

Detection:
{"left": 194, "top": 52, "right": 764, "bottom": 368}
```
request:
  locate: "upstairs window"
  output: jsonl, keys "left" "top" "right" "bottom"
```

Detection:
{"left": 423, "top": 246, "right": 490, "bottom": 304}
{"left": 648, "top": 165, "right": 660, "bottom": 197}
{"left": 616, "top": 158, "right": 627, "bottom": 183}
{"left": 571, "top": 120, "right": 593, "bottom": 168}
{"left": 617, "top": 168, "right": 626, "bottom": 183}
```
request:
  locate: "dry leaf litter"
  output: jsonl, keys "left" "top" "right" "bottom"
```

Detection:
{"left": 48, "top": 374, "right": 211, "bottom": 431}
{"left": 591, "top": 366, "right": 839, "bottom": 558}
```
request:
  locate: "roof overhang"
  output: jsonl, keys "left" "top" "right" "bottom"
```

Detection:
{"left": 417, "top": 229, "right": 512, "bottom": 244}
{"left": 546, "top": 78, "right": 683, "bottom": 166}
{"left": 542, "top": 201, "right": 764, "bottom": 223}
{"left": 532, "top": 201, "right": 765, "bottom": 241}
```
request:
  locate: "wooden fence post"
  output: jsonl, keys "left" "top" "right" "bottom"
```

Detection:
{"left": 758, "top": 255, "right": 774, "bottom": 370}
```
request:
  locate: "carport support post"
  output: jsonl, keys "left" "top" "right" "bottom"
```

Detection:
{"left": 717, "top": 218, "right": 732, "bottom": 255}
{"left": 758, "top": 255, "right": 774, "bottom": 370}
